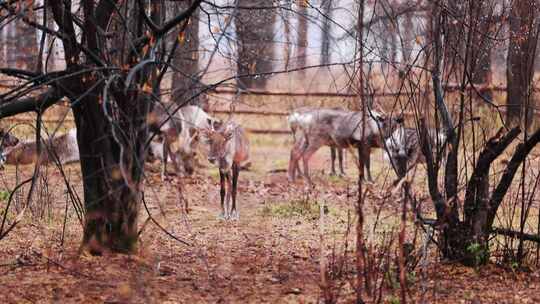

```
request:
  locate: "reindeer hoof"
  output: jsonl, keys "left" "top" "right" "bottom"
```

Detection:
{"left": 217, "top": 212, "right": 227, "bottom": 220}
{"left": 229, "top": 210, "right": 239, "bottom": 220}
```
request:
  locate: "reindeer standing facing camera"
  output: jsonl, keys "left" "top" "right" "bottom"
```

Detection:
{"left": 204, "top": 121, "right": 250, "bottom": 220}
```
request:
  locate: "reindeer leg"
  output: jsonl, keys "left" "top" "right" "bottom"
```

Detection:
{"left": 362, "top": 146, "right": 373, "bottom": 182}
{"left": 290, "top": 130, "right": 303, "bottom": 179}
{"left": 230, "top": 163, "right": 240, "bottom": 220}
{"left": 225, "top": 171, "right": 232, "bottom": 220}
{"left": 218, "top": 170, "right": 226, "bottom": 219}
{"left": 338, "top": 148, "right": 345, "bottom": 176}
{"left": 168, "top": 144, "right": 182, "bottom": 177}
{"left": 301, "top": 139, "right": 323, "bottom": 186}
{"left": 161, "top": 140, "right": 169, "bottom": 181}
{"left": 288, "top": 136, "right": 305, "bottom": 182}
{"left": 357, "top": 146, "right": 368, "bottom": 182}
{"left": 330, "top": 147, "right": 337, "bottom": 176}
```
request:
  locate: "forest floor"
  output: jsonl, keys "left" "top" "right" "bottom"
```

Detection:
{"left": 0, "top": 135, "right": 539, "bottom": 303}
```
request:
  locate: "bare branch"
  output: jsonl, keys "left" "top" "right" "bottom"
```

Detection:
{"left": 0, "top": 89, "right": 64, "bottom": 119}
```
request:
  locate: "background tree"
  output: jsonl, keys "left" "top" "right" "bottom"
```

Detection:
{"left": 296, "top": 0, "right": 308, "bottom": 74}
{"left": 320, "top": 0, "right": 332, "bottom": 67}
{"left": 506, "top": 0, "right": 540, "bottom": 127}
{"left": 172, "top": 0, "right": 201, "bottom": 106}
{"left": 235, "top": 0, "right": 277, "bottom": 89}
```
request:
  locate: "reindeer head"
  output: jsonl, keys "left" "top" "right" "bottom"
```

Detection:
{"left": 0, "top": 129, "right": 19, "bottom": 148}
{"left": 385, "top": 127, "right": 410, "bottom": 177}
{"left": 0, "top": 129, "right": 19, "bottom": 170}
{"left": 177, "top": 129, "right": 201, "bottom": 176}
{"left": 204, "top": 127, "right": 234, "bottom": 171}
{"left": 371, "top": 111, "right": 404, "bottom": 139}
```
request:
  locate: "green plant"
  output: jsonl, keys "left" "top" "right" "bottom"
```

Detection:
{"left": 0, "top": 190, "right": 9, "bottom": 202}
{"left": 386, "top": 295, "right": 400, "bottom": 304}
{"left": 260, "top": 199, "right": 329, "bottom": 220}
{"left": 466, "top": 242, "right": 489, "bottom": 267}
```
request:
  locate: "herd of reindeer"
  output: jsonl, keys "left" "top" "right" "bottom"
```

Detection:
{"left": 0, "top": 101, "right": 445, "bottom": 220}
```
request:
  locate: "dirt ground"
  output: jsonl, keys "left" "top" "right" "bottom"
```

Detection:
{"left": 0, "top": 134, "right": 539, "bottom": 304}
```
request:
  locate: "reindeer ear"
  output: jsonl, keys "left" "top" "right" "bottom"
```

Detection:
{"left": 224, "top": 131, "right": 234, "bottom": 141}
{"left": 212, "top": 119, "right": 223, "bottom": 130}
{"left": 374, "top": 114, "right": 385, "bottom": 122}
{"left": 200, "top": 128, "right": 210, "bottom": 138}
{"left": 190, "top": 129, "right": 199, "bottom": 141}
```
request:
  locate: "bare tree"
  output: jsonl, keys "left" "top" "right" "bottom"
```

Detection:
{"left": 418, "top": 0, "right": 540, "bottom": 266}
{"left": 0, "top": 0, "right": 202, "bottom": 254}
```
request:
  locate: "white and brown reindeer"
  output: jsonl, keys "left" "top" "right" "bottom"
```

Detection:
{"left": 384, "top": 127, "right": 447, "bottom": 179}
{"left": 204, "top": 120, "right": 250, "bottom": 220}
{"left": 288, "top": 108, "right": 403, "bottom": 185}
{"left": 147, "top": 103, "right": 219, "bottom": 179}
{"left": 288, "top": 107, "right": 346, "bottom": 177}
{"left": 2, "top": 128, "right": 79, "bottom": 166}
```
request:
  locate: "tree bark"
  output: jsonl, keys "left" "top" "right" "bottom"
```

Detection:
{"left": 296, "top": 1, "right": 308, "bottom": 73}
{"left": 73, "top": 86, "right": 148, "bottom": 254}
{"left": 235, "top": 0, "right": 276, "bottom": 89}
{"left": 506, "top": 0, "right": 539, "bottom": 127}
{"left": 469, "top": 1, "right": 493, "bottom": 101}
{"left": 320, "top": 0, "right": 332, "bottom": 66}
{"left": 172, "top": 0, "right": 201, "bottom": 106}
{"left": 14, "top": 8, "right": 38, "bottom": 70}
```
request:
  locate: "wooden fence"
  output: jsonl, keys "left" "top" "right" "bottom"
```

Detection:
{"left": 2, "top": 86, "right": 539, "bottom": 135}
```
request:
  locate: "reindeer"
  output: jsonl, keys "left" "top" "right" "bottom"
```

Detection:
{"left": 148, "top": 103, "right": 219, "bottom": 179}
{"left": 0, "top": 129, "right": 20, "bottom": 168}
{"left": 204, "top": 121, "right": 250, "bottom": 220}
{"left": 3, "top": 128, "right": 79, "bottom": 165}
{"left": 288, "top": 107, "right": 346, "bottom": 177}
{"left": 288, "top": 108, "right": 403, "bottom": 185}
{"left": 384, "top": 127, "right": 446, "bottom": 179}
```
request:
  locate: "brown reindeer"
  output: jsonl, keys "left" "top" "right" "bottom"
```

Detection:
{"left": 204, "top": 121, "right": 250, "bottom": 220}
{"left": 3, "top": 128, "right": 79, "bottom": 166}
{"left": 288, "top": 108, "right": 403, "bottom": 185}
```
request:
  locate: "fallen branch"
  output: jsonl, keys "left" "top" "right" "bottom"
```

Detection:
{"left": 491, "top": 228, "right": 540, "bottom": 243}
{"left": 414, "top": 218, "right": 540, "bottom": 244}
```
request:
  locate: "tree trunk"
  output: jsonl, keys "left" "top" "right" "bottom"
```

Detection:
{"left": 172, "top": 0, "right": 201, "bottom": 106}
{"left": 235, "top": 0, "right": 276, "bottom": 89}
{"left": 401, "top": 11, "right": 414, "bottom": 63}
{"left": 14, "top": 12, "right": 38, "bottom": 70}
{"left": 72, "top": 83, "right": 148, "bottom": 254}
{"left": 506, "top": 0, "right": 539, "bottom": 127}
{"left": 320, "top": 0, "right": 332, "bottom": 66}
{"left": 282, "top": 2, "right": 292, "bottom": 70}
{"left": 470, "top": 1, "right": 493, "bottom": 100}
{"left": 296, "top": 1, "right": 308, "bottom": 73}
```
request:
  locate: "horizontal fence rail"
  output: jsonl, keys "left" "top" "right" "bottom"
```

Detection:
{"left": 2, "top": 86, "right": 539, "bottom": 135}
